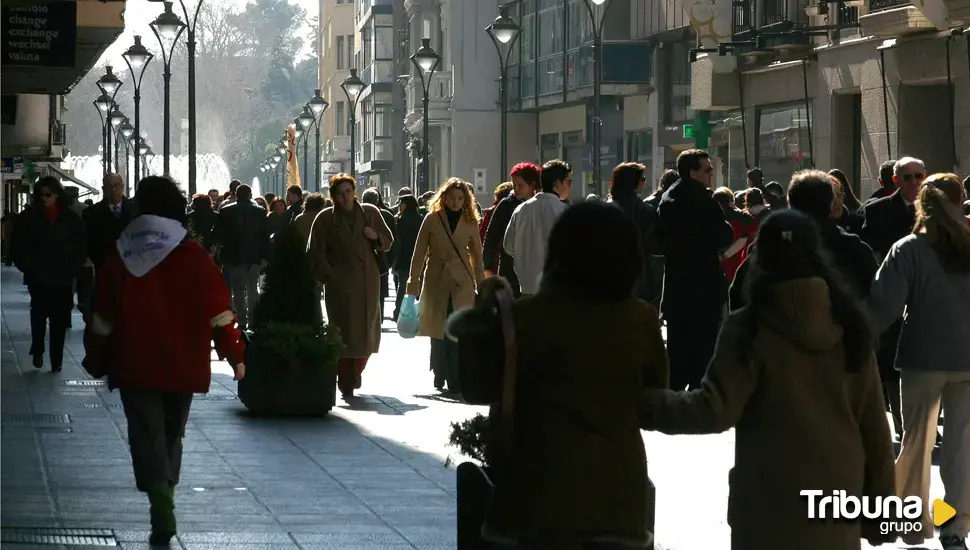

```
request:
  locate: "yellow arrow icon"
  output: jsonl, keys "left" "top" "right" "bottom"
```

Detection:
{"left": 933, "top": 499, "right": 956, "bottom": 527}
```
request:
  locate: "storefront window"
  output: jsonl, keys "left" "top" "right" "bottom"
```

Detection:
{"left": 541, "top": 133, "right": 561, "bottom": 162}
{"left": 709, "top": 112, "right": 748, "bottom": 190}
{"left": 626, "top": 129, "right": 654, "bottom": 193}
{"left": 757, "top": 102, "right": 813, "bottom": 187}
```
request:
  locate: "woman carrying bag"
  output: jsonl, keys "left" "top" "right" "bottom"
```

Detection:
{"left": 405, "top": 178, "right": 485, "bottom": 394}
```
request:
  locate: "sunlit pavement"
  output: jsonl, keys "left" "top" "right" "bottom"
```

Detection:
{"left": 1, "top": 267, "right": 952, "bottom": 549}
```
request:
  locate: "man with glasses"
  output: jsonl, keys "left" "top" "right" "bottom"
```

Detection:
{"left": 860, "top": 155, "right": 925, "bottom": 442}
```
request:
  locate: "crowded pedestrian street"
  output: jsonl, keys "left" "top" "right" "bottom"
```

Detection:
{"left": 0, "top": 263, "right": 953, "bottom": 550}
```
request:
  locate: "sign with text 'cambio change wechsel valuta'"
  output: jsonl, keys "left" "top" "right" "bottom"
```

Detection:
{"left": 2, "top": 2, "right": 77, "bottom": 67}
{"left": 802, "top": 490, "right": 957, "bottom": 536}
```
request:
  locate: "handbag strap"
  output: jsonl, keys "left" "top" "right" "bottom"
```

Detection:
{"left": 494, "top": 287, "right": 517, "bottom": 461}
{"left": 437, "top": 212, "right": 476, "bottom": 284}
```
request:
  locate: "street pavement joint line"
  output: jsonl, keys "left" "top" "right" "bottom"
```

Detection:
{"left": 277, "top": 426, "right": 420, "bottom": 550}
{"left": 348, "top": 419, "right": 455, "bottom": 496}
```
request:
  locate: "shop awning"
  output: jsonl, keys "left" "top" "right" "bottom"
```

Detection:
{"left": 49, "top": 165, "right": 99, "bottom": 198}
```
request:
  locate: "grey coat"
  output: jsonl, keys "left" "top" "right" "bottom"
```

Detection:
{"left": 868, "top": 233, "right": 970, "bottom": 372}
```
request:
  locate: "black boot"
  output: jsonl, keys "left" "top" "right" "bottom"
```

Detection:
{"left": 32, "top": 354, "right": 43, "bottom": 369}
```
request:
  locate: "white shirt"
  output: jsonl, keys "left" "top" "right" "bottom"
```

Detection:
{"left": 503, "top": 193, "right": 568, "bottom": 295}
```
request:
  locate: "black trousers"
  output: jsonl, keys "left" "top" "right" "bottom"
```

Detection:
{"left": 430, "top": 297, "right": 459, "bottom": 391}
{"left": 119, "top": 389, "right": 193, "bottom": 493}
{"left": 393, "top": 269, "right": 407, "bottom": 319}
{"left": 27, "top": 281, "right": 73, "bottom": 367}
{"left": 665, "top": 307, "right": 723, "bottom": 391}
{"left": 75, "top": 266, "right": 95, "bottom": 324}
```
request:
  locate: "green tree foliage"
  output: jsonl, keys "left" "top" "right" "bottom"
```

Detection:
{"left": 253, "top": 223, "right": 342, "bottom": 366}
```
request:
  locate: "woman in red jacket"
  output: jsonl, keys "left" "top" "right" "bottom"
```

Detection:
{"left": 83, "top": 176, "right": 246, "bottom": 545}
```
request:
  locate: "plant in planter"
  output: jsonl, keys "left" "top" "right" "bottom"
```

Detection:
{"left": 236, "top": 222, "right": 342, "bottom": 415}
{"left": 449, "top": 413, "right": 501, "bottom": 549}
{"left": 448, "top": 413, "right": 492, "bottom": 467}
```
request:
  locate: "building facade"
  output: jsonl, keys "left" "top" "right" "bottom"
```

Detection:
{"left": 401, "top": 0, "right": 507, "bottom": 202}
{"left": 318, "top": 0, "right": 356, "bottom": 181}
{"left": 349, "top": 0, "right": 409, "bottom": 197}
{"left": 689, "top": 0, "right": 970, "bottom": 196}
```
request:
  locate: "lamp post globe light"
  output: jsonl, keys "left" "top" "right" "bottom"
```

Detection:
{"left": 298, "top": 106, "right": 316, "bottom": 188}
{"left": 122, "top": 35, "right": 154, "bottom": 191}
{"left": 580, "top": 0, "right": 614, "bottom": 195}
{"left": 486, "top": 5, "right": 521, "bottom": 181}
{"left": 150, "top": 1, "right": 187, "bottom": 177}
{"left": 340, "top": 69, "right": 365, "bottom": 179}
{"left": 411, "top": 38, "right": 440, "bottom": 194}
{"left": 168, "top": 0, "right": 206, "bottom": 195}
{"left": 93, "top": 96, "right": 110, "bottom": 175}
{"left": 308, "top": 89, "right": 329, "bottom": 192}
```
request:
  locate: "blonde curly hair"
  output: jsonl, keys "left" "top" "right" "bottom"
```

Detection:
{"left": 429, "top": 177, "right": 480, "bottom": 224}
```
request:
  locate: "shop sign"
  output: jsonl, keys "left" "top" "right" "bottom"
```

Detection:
{"left": 0, "top": 156, "right": 24, "bottom": 174}
{"left": 2, "top": 2, "right": 77, "bottom": 67}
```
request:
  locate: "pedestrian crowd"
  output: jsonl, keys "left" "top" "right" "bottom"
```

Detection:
{"left": 2, "top": 149, "right": 968, "bottom": 549}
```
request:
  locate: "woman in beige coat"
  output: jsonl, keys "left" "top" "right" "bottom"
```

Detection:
{"left": 406, "top": 178, "right": 484, "bottom": 393}
{"left": 641, "top": 209, "right": 897, "bottom": 550}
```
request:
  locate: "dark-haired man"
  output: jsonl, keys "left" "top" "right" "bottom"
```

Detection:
{"left": 657, "top": 149, "right": 734, "bottom": 391}
{"left": 482, "top": 162, "right": 541, "bottom": 296}
{"left": 218, "top": 179, "right": 242, "bottom": 211}
{"left": 503, "top": 159, "right": 571, "bottom": 296}
{"left": 865, "top": 160, "right": 898, "bottom": 203}
{"left": 747, "top": 167, "right": 786, "bottom": 211}
{"left": 285, "top": 185, "right": 304, "bottom": 223}
{"left": 213, "top": 184, "right": 268, "bottom": 330}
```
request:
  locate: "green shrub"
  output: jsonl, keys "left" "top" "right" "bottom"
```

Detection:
{"left": 448, "top": 413, "right": 492, "bottom": 466}
{"left": 252, "top": 222, "right": 342, "bottom": 367}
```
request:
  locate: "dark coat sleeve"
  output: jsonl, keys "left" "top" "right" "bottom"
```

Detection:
{"left": 707, "top": 199, "right": 735, "bottom": 252}
{"left": 729, "top": 255, "right": 750, "bottom": 311}
{"left": 482, "top": 198, "right": 514, "bottom": 272}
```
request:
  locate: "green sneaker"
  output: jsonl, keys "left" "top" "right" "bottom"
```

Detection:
{"left": 147, "top": 483, "right": 176, "bottom": 545}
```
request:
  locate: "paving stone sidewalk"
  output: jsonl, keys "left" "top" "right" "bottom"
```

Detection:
{"left": 0, "top": 268, "right": 456, "bottom": 550}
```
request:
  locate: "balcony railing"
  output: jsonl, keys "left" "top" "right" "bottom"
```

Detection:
{"left": 732, "top": 0, "right": 813, "bottom": 47}
{"left": 868, "top": 0, "right": 909, "bottom": 11}
{"left": 405, "top": 70, "right": 453, "bottom": 115}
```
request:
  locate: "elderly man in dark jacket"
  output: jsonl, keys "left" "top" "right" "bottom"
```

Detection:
{"left": 83, "top": 173, "right": 136, "bottom": 273}
{"left": 657, "top": 149, "right": 733, "bottom": 391}
{"left": 212, "top": 184, "right": 269, "bottom": 330}
{"left": 12, "top": 176, "right": 87, "bottom": 371}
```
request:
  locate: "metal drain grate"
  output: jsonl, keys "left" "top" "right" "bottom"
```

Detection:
{"left": 3, "top": 414, "right": 71, "bottom": 424}
{"left": 195, "top": 394, "right": 236, "bottom": 401}
{"left": 35, "top": 426, "right": 73, "bottom": 433}
{"left": 0, "top": 526, "right": 118, "bottom": 545}
{"left": 64, "top": 379, "right": 107, "bottom": 387}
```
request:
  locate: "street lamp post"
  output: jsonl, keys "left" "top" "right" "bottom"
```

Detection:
{"left": 120, "top": 120, "right": 135, "bottom": 193}
{"left": 340, "top": 69, "right": 365, "bottom": 179}
{"left": 109, "top": 106, "right": 126, "bottom": 173}
{"left": 95, "top": 66, "right": 123, "bottom": 174}
{"left": 272, "top": 153, "right": 283, "bottom": 195}
{"left": 486, "top": 6, "right": 521, "bottom": 181}
{"left": 411, "top": 38, "right": 441, "bottom": 195}
{"left": 308, "top": 90, "right": 329, "bottom": 192}
{"left": 580, "top": 0, "right": 614, "bottom": 194}
{"left": 276, "top": 140, "right": 287, "bottom": 190}
{"left": 298, "top": 106, "right": 316, "bottom": 189}
{"left": 173, "top": 0, "right": 205, "bottom": 195}
{"left": 122, "top": 35, "right": 153, "bottom": 192}
{"left": 150, "top": 1, "right": 187, "bottom": 177}
{"left": 93, "top": 96, "right": 110, "bottom": 175}
{"left": 140, "top": 140, "right": 152, "bottom": 179}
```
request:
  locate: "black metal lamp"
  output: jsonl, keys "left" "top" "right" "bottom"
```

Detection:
{"left": 340, "top": 69, "right": 365, "bottom": 178}
{"left": 308, "top": 89, "right": 329, "bottom": 191}
{"left": 123, "top": 35, "right": 153, "bottom": 190}
{"left": 411, "top": 38, "right": 440, "bottom": 194}
{"left": 150, "top": 1, "right": 187, "bottom": 176}
{"left": 486, "top": 5, "right": 521, "bottom": 181}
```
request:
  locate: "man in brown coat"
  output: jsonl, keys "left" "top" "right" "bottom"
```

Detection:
{"left": 307, "top": 174, "right": 393, "bottom": 398}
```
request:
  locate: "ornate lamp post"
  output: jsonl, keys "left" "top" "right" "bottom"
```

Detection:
{"left": 580, "top": 0, "right": 614, "bottom": 194}
{"left": 109, "top": 105, "right": 126, "bottom": 173}
{"left": 340, "top": 69, "right": 365, "bottom": 179}
{"left": 150, "top": 1, "right": 187, "bottom": 176}
{"left": 293, "top": 118, "right": 306, "bottom": 185}
{"left": 308, "top": 90, "right": 329, "bottom": 192}
{"left": 139, "top": 140, "right": 152, "bottom": 179}
{"left": 272, "top": 153, "right": 283, "bottom": 195}
{"left": 122, "top": 35, "right": 153, "bottom": 189}
{"left": 486, "top": 6, "right": 521, "bottom": 180}
{"left": 170, "top": 0, "right": 206, "bottom": 195}
{"left": 297, "top": 107, "right": 315, "bottom": 187}
{"left": 95, "top": 66, "right": 122, "bottom": 174}
{"left": 411, "top": 38, "right": 441, "bottom": 195}
{"left": 92, "top": 95, "right": 112, "bottom": 175}
{"left": 119, "top": 120, "right": 135, "bottom": 193}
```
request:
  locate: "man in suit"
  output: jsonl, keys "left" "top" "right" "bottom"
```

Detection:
{"left": 212, "top": 184, "right": 269, "bottom": 330}
{"left": 81, "top": 174, "right": 136, "bottom": 323}
{"left": 859, "top": 155, "right": 924, "bottom": 438}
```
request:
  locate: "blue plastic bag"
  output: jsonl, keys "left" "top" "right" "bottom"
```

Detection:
{"left": 397, "top": 295, "right": 420, "bottom": 339}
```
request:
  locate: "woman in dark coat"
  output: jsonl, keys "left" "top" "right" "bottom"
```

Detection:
{"left": 11, "top": 176, "right": 87, "bottom": 371}
{"left": 392, "top": 194, "right": 422, "bottom": 320}
{"left": 187, "top": 194, "right": 218, "bottom": 253}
